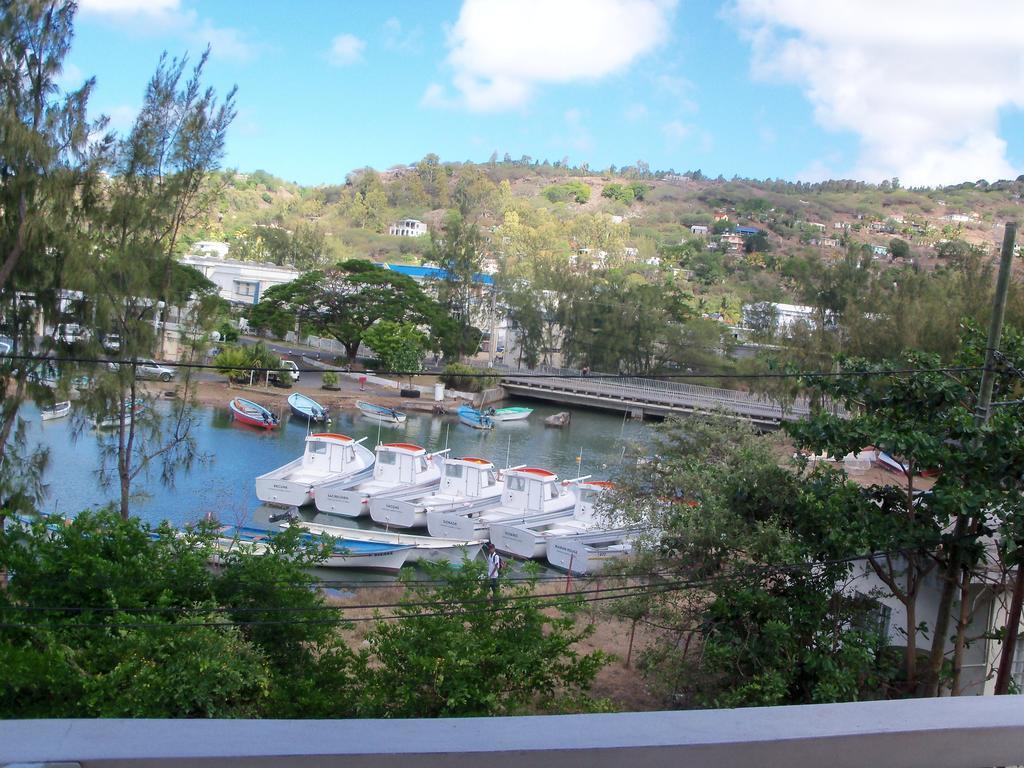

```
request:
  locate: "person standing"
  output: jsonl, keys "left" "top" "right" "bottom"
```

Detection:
{"left": 486, "top": 543, "right": 502, "bottom": 601}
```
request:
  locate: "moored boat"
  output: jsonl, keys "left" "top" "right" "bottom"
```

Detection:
{"left": 229, "top": 397, "right": 279, "bottom": 429}
{"left": 457, "top": 405, "right": 494, "bottom": 430}
{"left": 295, "top": 519, "right": 484, "bottom": 565}
{"left": 488, "top": 406, "right": 533, "bottom": 422}
{"left": 426, "top": 466, "right": 580, "bottom": 541}
{"left": 356, "top": 400, "right": 406, "bottom": 424}
{"left": 314, "top": 442, "right": 446, "bottom": 518}
{"left": 255, "top": 433, "right": 375, "bottom": 507}
{"left": 546, "top": 529, "right": 640, "bottom": 575}
{"left": 214, "top": 525, "right": 414, "bottom": 571}
{"left": 490, "top": 480, "right": 618, "bottom": 559}
{"left": 92, "top": 399, "right": 144, "bottom": 429}
{"left": 41, "top": 401, "right": 71, "bottom": 421}
{"left": 369, "top": 455, "right": 505, "bottom": 528}
{"left": 287, "top": 392, "right": 330, "bottom": 423}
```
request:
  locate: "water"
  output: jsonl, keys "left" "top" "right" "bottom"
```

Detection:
{"left": 23, "top": 398, "right": 652, "bottom": 530}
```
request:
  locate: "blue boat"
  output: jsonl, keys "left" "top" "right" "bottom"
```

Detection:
{"left": 287, "top": 392, "right": 330, "bottom": 423}
{"left": 216, "top": 525, "right": 414, "bottom": 571}
{"left": 356, "top": 399, "right": 407, "bottom": 424}
{"left": 457, "top": 405, "right": 494, "bottom": 430}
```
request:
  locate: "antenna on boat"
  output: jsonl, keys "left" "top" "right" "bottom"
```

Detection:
{"left": 444, "top": 423, "right": 450, "bottom": 451}
{"left": 376, "top": 415, "right": 382, "bottom": 447}
{"left": 505, "top": 433, "right": 512, "bottom": 469}
{"left": 576, "top": 447, "right": 584, "bottom": 474}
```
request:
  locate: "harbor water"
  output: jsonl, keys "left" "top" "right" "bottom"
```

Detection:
{"left": 24, "top": 398, "right": 652, "bottom": 531}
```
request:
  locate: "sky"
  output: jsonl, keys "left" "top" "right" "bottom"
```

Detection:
{"left": 66, "top": 0, "right": 1024, "bottom": 188}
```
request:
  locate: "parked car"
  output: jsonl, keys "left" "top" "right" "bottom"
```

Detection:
{"left": 280, "top": 359, "right": 300, "bottom": 382}
{"left": 56, "top": 323, "right": 89, "bottom": 345}
{"left": 102, "top": 334, "right": 121, "bottom": 354}
{"left": 109, "top": 358, "right": 175, "bottom": 382}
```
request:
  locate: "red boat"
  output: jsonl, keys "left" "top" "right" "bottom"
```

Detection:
{"left": 228, "top": 397, "right": 279, "bottom": 430}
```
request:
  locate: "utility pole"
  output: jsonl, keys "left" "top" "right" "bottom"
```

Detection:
{"left": 487, "top": 283, "right": 498, "bottom": 367}
{"left": 982, "top": 221, "right": 1020, "bottom": 695}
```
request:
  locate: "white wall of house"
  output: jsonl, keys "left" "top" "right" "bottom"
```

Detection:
{"left": 388, "top": 219, "right": 428, "bottom": 237}
{"left": 179, "top": 254, "right": 299, "bottom": 305}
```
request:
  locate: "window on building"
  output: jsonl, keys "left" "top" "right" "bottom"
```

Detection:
{"left": 234, "top": 280, "right": 258, "bottom": 297}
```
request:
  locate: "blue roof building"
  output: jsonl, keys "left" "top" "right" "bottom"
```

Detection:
{"left": 384, "top": 263, "right": 494, "bottom": 286}
{"left": 735, "top": 226, "right": 761, "bottom": 236}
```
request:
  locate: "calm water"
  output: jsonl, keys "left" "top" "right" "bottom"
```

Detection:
{"left": 23, "top": 398, "right": 652, "bottom": 530}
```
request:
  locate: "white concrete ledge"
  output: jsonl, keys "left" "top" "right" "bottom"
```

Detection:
{"left": 3, "top": 697, "right": 1024, "bottom": 768}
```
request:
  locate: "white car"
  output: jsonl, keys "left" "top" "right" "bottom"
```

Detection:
{"left": 280, "top": 360, "right": 300, "bottom": 382}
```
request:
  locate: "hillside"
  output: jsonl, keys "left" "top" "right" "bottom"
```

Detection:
{"left": 183, "top": 158, "right": 1024, "bottom": 316}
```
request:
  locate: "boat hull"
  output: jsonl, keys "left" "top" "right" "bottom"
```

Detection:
{"left": 368, "top": 492, "right": 499, "bottom": 529}
{"left": 546, "top": 532, "right": 635, "bottom": 575}
{"left": 229, "top": 399, "right": 278, "bottom": 429}
{"left": 356, "top": 400, "right": 407, "bottom": 424}
{"left": 315, "top": 478, "right": 441, "bottom": 518}
{"left": 492, "top": 408, "right": 532, "bottom": 422}
{"left": 297, "top": 521, "right": 483, "bottom": 565}
{"left": 288, "top": 393, "right": 329, "bottom": 423}
{"left": 255, "top": 465, "right": 373, "bottom": 507}
{"left": 41, "top": 402, "right": 71, "bottom": 421}
{"left": 489, "top": 523, "right": 546, "bottom": 559}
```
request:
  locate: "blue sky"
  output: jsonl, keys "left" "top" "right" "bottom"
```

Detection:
{"left": 68, "top": 0, "right": 1024, "bottom": 188}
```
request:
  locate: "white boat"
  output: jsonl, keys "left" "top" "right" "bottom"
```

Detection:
{"left": 213, "top": 525, "right": 414, "bottom": 572}
{"left": 546, "top": 529, "right": 640, "bottom": 575}
{"left": 356, "top": 400, "right": 407, "bottom": 424}
{"left": 314, "top": 442, "right": 446, "bottom": 518}
{"left": 92, "top": 399, "right": 144, "bottom": 429}
{"left": 488, "top": 406, "right": 533, "bottom": 422}
{"left": 426, "top": 466, "right": 580, "bottom": 541}
{"left": 255, "top": 433, "right": 375, "bottom": 507}
{"left": 489, "top": 480, "right": 620, "bottom": 559}
{"left": 368, "top": 456, "right": 506, "bottom": 528}
{"left": 40, "top": 401, "right": 71, "bottom": 421}
{"left": 296, "top": 519, "right": 484, "bottom": 565}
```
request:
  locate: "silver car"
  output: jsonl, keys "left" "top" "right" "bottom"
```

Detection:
{"left": 135, "top": 359, "right": 175, "bottom": 382}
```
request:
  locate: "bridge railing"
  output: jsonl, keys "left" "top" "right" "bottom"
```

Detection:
{"left": 493, "top": 363, "right": 809, "bottom": 418}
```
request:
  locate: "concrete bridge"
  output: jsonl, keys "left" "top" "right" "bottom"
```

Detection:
{"left": 495, "top": 365, "right": 810, "bottom": 427}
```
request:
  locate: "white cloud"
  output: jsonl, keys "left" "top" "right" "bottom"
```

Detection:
{"left": 433, "top": 0, "right": 678, "bottom": 111}
{"left": 731, "top": 0, "right": 1024, "bottom": 185}
{"left": 420, "top": 83, "right": 452, "bottom": 108}
{"left": 106, "top": 104, "right": 137, "bottom": 133}
{"left": 662, "top": 120, "right": 691, "bottom": 143}
{"left": 563, "top": 108, "right": 594, "bottom": 152}
{"left": 625, "top": 103, "right": 648, "bottom": 122}
{"left": 383, "top": 17, "right": 422, "bottom": 52}
{"left": 78, "top": 0, "right": 256, "bottom": 62}
{"left": 328, "top": 34, "right": 365, "bottom": 66}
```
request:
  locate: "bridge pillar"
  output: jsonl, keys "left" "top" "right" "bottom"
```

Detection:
{"left": 628, "top": 407, "right": 645, "bottom": 420}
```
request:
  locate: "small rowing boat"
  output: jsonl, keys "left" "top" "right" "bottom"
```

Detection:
{"left": 356, "top": 399, "right": 406, "bottom": 424}
{"left": 41, "top": 401, "right": 71, "bottom": 421}
{"left": 457, "top": 405, "right": 494, "bottom": 430}
{"left": 488, "top": 406, "right": 533, "bottom": 422}
{"left": 287, "top": 392, "right": 330, "bottom": 423}
{"left": 214, "top": 525, "right": 414, "bottom": 571}
{"left": 228, "top": 397, "right": 279, "bottom": 430}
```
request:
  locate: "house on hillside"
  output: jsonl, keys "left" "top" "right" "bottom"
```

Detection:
{"left": 720, "top": 233, "right": 744, "bottom": 252}
{"left": 942, "top": 213, "right": 972, "bottom": 224}
{"left": 872, "top": 245, "right": 889, "bottom": 258}
{"left": 820, "top": 238, "right": 839, "bottom": 248}
{"left": 388, "top": 219, "right": 428, "bottom": 237}
{"left": 735, "top": 226, "right": 761, "bottom": 236}
{"left": 690, "top": 224, "right": 709, "bottom": 236}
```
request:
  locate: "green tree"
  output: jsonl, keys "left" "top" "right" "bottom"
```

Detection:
{"left": 355, "top": 561, "right": 608, "bottom": 717}
{"left": 0, "top": 0, "right": 107, "bottom": 521}
{"left": 0, "top": 509, "right": 358, "bottom": 718}
{"left": 610, "top": 416, "right": 894, "bottom": 707}
{"left": 785, "top": 329, "right": 1024, "bottom": 696}
{"left": 257, "top": 261, "right": 443, "bottom": 361}
{"left": 889, "top": 237, "right": 910, "bottom": 260}
{"left": 79, "top": 49, "right": 235, "bottom": 520}
{"left": 362, "top": 321, "right": 428, "bottom": 385}
{"left": 430, "top": 211, "right": 485, "bottom": 360}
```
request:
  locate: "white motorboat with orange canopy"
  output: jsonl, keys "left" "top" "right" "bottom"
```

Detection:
{"left": 314, "top": 442, "right": 446, "bottom": 518}
{"left": 426, "top": 466, "right": 582, "bottom": 541}
{"left": 255, "top": 433, "right": 374, "bottom": 507}
{"left": 368, "top": 455, "right": 507, "bottom": 528}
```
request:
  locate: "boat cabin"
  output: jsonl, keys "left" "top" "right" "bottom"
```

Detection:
{"left": 303, "top": 433, "right": 361, "bottom": 474}
{"left": 441, "top": 457, "right": 498, "bottom": 498}
{"left": 374, "top": 442, "right": 431, "bottom": 485}
{"left": 500, "top": 467, "right": 568, "bottom": 512}
{"left": 571, "top": 480, "right": 614, "bottom": 524}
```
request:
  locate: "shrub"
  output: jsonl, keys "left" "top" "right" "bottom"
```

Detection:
{"left": 440, "top": 362, "right": 497, "bottom": 392}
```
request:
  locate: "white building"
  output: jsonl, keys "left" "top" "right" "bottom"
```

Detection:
{"left": 189, "top": 240, "right": 230, "bottom": 259}
{"left": 690, "top": 225, "right": 709, "bottom": 236}
{"left": 179, "top": 254, "right": 299, "bottom": 305}
{"left": 388, "top": 219, "right": 428, "bottom": 237}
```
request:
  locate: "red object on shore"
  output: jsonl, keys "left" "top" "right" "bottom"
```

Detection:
{"left": 358, "top": 375, "right": 367, "bottom": 391}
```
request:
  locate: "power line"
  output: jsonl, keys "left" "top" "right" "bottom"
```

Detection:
{"left": 0, "top": 351, "right": 994, "bottom": 382}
